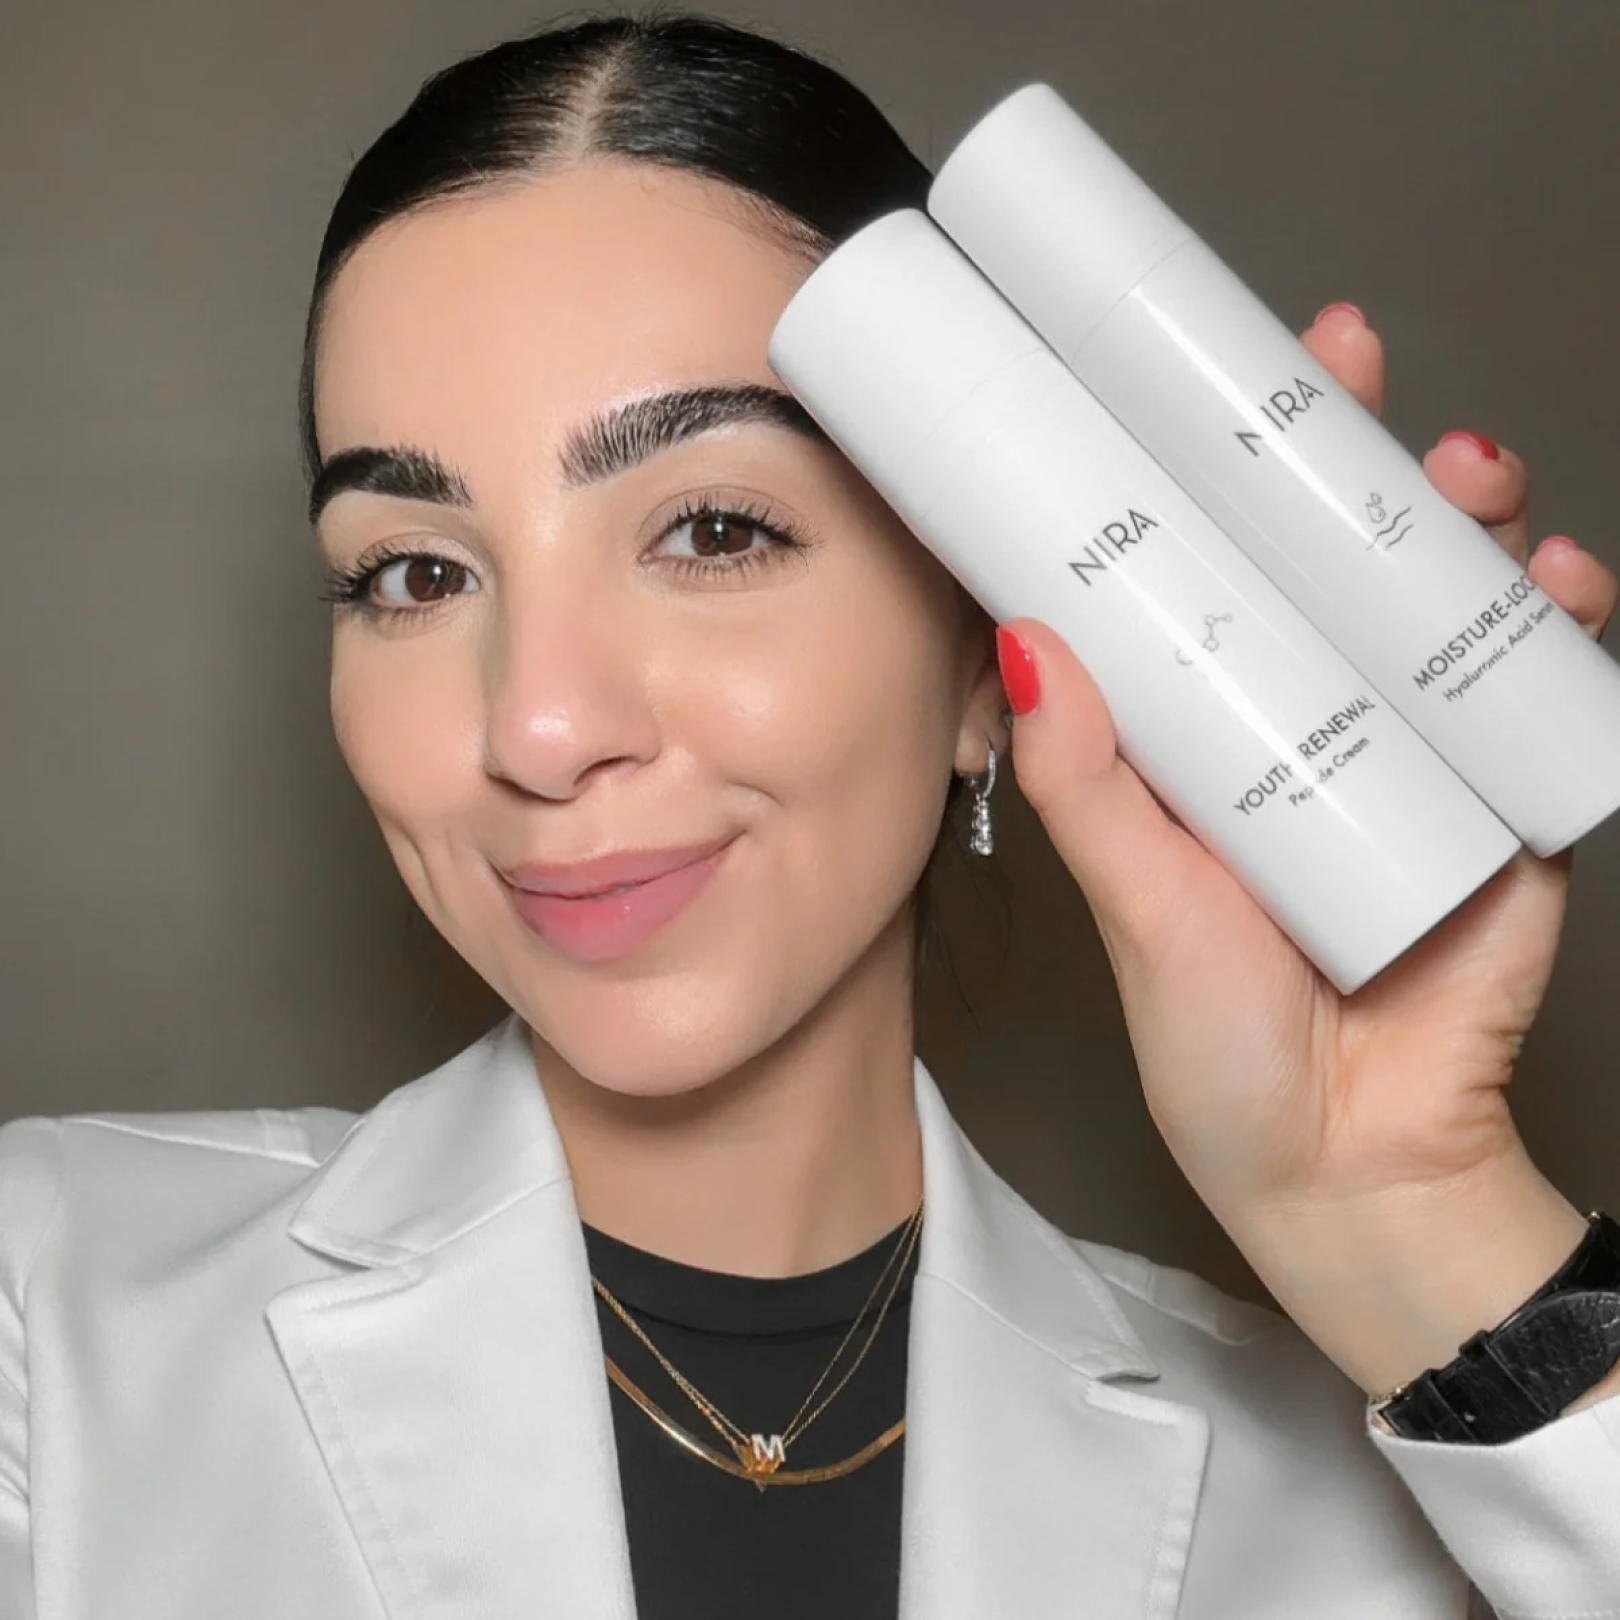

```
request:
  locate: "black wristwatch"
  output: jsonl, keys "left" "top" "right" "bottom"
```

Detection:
{"left": 1371, "top": 1210, "right": 1620, "bottom": 1444}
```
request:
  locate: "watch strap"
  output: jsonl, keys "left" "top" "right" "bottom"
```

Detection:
{"left": 1374, "top": 1210, "right": 1620, "bottom": 1444}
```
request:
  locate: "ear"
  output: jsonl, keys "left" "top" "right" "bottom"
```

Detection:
{"left": 951, "top": 605, "right": 1011, "bottom": 778}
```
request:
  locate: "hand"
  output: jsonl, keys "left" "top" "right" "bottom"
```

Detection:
{"left": 997, "top": 302, "right": 1620, "bottom": 1396}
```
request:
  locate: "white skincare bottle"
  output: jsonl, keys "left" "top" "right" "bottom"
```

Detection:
{"left": 927, "top": 82, "right": 1620, "bottom": 855}
{"left": 767, "top": 209, "right": 1520, "bottom": 993}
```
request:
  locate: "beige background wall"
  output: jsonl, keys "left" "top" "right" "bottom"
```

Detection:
{"left": 4, "top": 0, "right": 1617, "bottom": 1300}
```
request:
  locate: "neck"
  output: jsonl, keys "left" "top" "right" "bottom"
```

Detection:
{"left": 531, "top": 915, "right": 924, "bottom": 1279}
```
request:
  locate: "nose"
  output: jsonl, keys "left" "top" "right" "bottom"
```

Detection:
{"left": 481, "top": 582, "right": 662, "bottom": 801}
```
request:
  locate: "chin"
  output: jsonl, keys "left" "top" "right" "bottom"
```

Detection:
{"left": 503, "top": 958, "right": 802, "bottom": 1104}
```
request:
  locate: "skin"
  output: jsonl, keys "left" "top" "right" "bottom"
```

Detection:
{"left": 313, "top": 161, "right": 1006, "bottom": 1278}
{"left": 312, "top": 159, "right": 1620, "bottom": 1406}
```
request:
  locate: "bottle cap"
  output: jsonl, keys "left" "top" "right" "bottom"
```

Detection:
{"left": 767, "top": 208, "right": 1048, "bottom": 514}
{"left": 928, "top": 82, "right": 1193, "bottom": 354}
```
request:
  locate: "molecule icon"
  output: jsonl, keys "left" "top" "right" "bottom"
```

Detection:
{"left": 1176, "top": 612, "right": 1235, "bottom": 666}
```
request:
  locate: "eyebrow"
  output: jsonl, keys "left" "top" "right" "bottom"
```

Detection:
{"left": 307, "top": 381, "right": 830, "bottom": 525}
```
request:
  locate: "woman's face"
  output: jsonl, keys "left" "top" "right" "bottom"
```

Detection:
{"left": 312, "top": 161, "right": 1003, "bottom": 1097}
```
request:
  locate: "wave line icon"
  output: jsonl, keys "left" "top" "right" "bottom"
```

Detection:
{"left": 1375, "top": 504, "right": 1413, "bottom": 548}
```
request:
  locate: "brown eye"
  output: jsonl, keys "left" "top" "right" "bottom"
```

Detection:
{"left": 690, "top": 513, "right": 759, "bottom": 557}
{"left": 649, "top": 498, "right": 808, "bottom": 580}
{"left": 371, "top": 555, "right": 477, "bottom": 608}
{"left": 657, "top": 509, "right": 774, "bottom": 564}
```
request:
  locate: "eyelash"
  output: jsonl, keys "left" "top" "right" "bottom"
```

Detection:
{"left": 318, "top": 494, "right": 811, "bottom": 620}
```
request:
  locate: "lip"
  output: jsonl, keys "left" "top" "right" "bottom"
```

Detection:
{"left": 499, "top": 834, "right": 737, "bottom": 964}
{"left": 501, "top": 834, "right": 736, "bottom": 899}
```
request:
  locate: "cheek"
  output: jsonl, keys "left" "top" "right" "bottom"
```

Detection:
{"left": 329, "top": 633, "right": 481, "bottom": 843}
{"left": 551, "top": 590, "right": 957, "bottom": 1093}
{"left": 694, "top": 560, "right": 961, "bottom": 921}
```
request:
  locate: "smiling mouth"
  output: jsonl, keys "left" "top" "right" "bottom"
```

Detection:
{"left": 502, "top": 835, "right": 736, "bottom": 902}
{"left": 501, "top": 839, "right": 734, "bottom": 964}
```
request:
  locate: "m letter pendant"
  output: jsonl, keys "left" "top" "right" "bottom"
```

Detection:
{"left": 736, "top": 1432, "right": 786, "bottom": 1489}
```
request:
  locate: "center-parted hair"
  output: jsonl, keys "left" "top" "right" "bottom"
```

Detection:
{"left": 298, "top": 9, "right": 933, "bottom": 479}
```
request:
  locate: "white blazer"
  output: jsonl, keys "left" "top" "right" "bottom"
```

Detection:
{"left": 1, "top": 1014, "right": 1618, "bottom": 1619}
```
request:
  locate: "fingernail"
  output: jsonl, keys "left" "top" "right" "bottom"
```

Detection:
{"left": 1438, "top": 430, "right": 1501, "bottom": 461}
{"left": 996, "top": 625, "right": 1041, "bottom": 716}
{"left": 1313, "top": 301, "right": 1366, "bottom": 328}
{"left": 1537, "top": 533, "right": 1581, "bottom": 559}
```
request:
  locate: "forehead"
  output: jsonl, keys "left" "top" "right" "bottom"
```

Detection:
{"left": 313, "top": 161, "right": 813, "bottom": 464}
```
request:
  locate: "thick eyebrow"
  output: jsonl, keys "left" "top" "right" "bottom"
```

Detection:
{"left": 307, "top": 445, "right": 471, "bottom": 526}
{"left": 307, "top": 382, "right": 829, "bottom": 525}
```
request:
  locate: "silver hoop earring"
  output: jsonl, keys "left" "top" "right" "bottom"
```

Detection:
{"left": 967, "top": 740, "right": 998, "bottom": 858}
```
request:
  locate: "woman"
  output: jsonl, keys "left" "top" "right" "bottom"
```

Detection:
{"left": 2, "top": 11, "right": 1618, "bottom": 1617}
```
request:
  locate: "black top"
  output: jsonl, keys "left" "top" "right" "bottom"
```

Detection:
{"left": 580, "top": 1210, "right": 919, "bottom": 1620}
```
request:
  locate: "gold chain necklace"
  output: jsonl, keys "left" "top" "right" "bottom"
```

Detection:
{"left": 591, "top": 1197, "right": 923, "bottom": 1490}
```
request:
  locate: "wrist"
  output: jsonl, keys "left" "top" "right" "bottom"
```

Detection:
{"left": 1232, "top": 1149, "right": 1588, "bottom": 1397}
{"left": 1372, "top": 1209, "right": 1620, "bottom": 1441}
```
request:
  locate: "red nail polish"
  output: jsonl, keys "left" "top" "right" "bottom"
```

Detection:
{"left": 996, "top": 625, "right": 1040, "bottom": 716}
{"left": 1438, "top": 430, "right": 1501, "bottom": 461}
{"left": 1313, "top": 301, "right": 1366, "bottom": 327}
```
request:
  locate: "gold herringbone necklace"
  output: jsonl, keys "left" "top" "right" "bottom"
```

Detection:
{"left": 592, "top": 1197, "right": 923, "bottom": 1490}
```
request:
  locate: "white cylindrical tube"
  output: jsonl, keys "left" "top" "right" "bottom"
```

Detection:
{"left": 927, "top": 82, "right": 1620, "bottom": 856}
{"left": 767, "top": 209, "right": 1519, "bottom": 993}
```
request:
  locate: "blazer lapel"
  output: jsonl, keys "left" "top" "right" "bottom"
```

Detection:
{"left": 265, "top": 1018, "right": 638, "bottom": 1620}
{"left": 266, "top": 1015, "right": 1211, "bottom": 1620}
{"left": 898, "top": 1065, "right": 1210, "bottom": 1620}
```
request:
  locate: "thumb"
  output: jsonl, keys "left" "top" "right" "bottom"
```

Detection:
{"left": 997, "top": 618, "right": 1206, "bottom": 969}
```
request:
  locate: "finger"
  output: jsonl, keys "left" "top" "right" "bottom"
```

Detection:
{"left": 1300, "top": 303, "right": 1385, "bottom": 417}
{"left": 997, "top": 618, "right": 1205, "bottom": 971}
{"left": 1527, "top": 534, "right": 1619, "bottom": 640}
{"left": 1420, "top": 433, "right": 1531, "bottom": 564}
